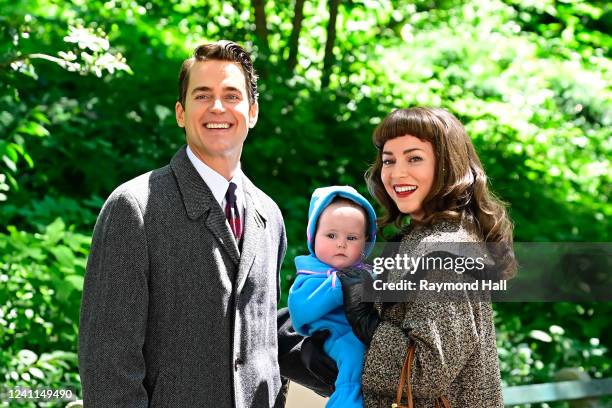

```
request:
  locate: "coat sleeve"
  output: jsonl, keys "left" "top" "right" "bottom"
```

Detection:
{"left": 78, "top": 189, "right": 149, "bottom": 407}
{"left": 362, "top": 272, "right": 479, "bottom": 399}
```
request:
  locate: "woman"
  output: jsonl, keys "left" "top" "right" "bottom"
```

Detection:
{"left": 338, "top": 107, "right": 516, "bottom": 407}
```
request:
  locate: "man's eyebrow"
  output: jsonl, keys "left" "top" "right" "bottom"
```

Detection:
{"left": 223, "top": 86, "right": 242, "bottom": 93}
{"left": 382, "top": 148, "right": 423, "bottom": 155}
{"left": 190, "top": 86, "right": 242, "bottom": 94}
{"left": 191, "top": 86, "right": 212, "bottom": 94}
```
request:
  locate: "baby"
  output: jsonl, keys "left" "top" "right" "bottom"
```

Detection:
{"left": 288, "top": 186, "right": 377, "bottom": 408}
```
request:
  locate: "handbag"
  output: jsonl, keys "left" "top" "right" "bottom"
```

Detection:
{"left": 392, "top": 345, "right": 451, "bottom": 408}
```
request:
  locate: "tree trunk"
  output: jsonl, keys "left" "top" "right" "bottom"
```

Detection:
{"left": 287, "top": 0, "right": 306, "bottom": 73}
{"left": 322, "top": 0, "right": 340, "bottom": 88}
{"left": 252, "top": 0, "right": 270, "bottom": 77}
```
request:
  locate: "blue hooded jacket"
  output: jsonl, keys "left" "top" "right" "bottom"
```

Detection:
{"left": 288, "top": 186, "right": 377, "bottom": 408}
{"left": 290, "top": 186, "right": 377, "bottom": 336}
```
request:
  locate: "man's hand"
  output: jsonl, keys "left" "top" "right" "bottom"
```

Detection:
{"left": 337, "top": 267, "right": 381, "bottom": 346}
{"left": 300, "top": 330, "right": 338, "bottom": 394}
{"left": 277, "top": 308, "right": 337, "bottom": 397}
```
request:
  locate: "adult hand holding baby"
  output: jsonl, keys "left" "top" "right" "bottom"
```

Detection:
{"left": 337, "top": 267, "right": 381, "bottom": 346}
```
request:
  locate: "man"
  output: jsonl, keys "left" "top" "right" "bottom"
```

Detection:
{"left": 79, "top": 40, "right": 306, "bottom": 407}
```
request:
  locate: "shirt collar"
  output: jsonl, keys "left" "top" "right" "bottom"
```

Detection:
{"left": 186, "top": 145, "right": 243, "bottom": 208}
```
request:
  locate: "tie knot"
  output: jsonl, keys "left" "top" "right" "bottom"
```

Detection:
{"left": 226, "top": 182, "right": 237, "bottom": 206}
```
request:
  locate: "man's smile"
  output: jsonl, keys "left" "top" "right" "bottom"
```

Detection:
{"left": 204, "top": 121, "right": 232, "bottom": 129}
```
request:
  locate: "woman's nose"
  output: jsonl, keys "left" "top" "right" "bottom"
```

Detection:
{"left": 392, "top": 161, "right": 410, "bottom": 178}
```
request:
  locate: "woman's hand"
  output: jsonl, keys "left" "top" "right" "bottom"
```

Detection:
{"left": 337, "top": 267, "right": 381, "bottom": 346}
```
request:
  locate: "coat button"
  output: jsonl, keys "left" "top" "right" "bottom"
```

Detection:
{"left": 234, "top": 357, "right": 244, "bottom": 370}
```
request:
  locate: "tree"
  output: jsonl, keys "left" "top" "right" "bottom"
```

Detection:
{"left": 288, "top": 0, "right": 306, "bottom": 73}
{"left": 322, "top": 0, "right": 340, "bottom": 88}
{"left": 252, "top": 0, "right": 270, "bottom": 77}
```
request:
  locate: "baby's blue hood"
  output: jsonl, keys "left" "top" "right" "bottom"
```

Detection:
{"left": 306, "top": 186, "right": 377, "bottom": 257}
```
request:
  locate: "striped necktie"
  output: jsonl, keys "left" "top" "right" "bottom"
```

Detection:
{"left": 225, "top": 182, "right": 242, "bottom": 241}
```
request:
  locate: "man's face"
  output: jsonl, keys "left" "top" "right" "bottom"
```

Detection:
{"left": 175, "top": 60, "right": 258, "bottom": 164}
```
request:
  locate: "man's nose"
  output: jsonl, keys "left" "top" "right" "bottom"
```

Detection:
{"left": 210, "top": 98, "right": 225, "bottom": 113}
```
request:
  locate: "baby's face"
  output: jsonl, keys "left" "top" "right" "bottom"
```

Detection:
{"left": 314, "top": 203, "right": 367, "bottom": 269}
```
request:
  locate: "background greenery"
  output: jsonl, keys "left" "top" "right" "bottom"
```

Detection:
{"left": 1, "top": 0, "right": 610, "bottom": 406}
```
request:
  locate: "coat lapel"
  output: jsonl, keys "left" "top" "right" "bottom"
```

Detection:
{"left": 170, "top": 146, "right": 240, "bottom": 266}
{"left": 235, "top": 175, "right": 267, "bottom": 294}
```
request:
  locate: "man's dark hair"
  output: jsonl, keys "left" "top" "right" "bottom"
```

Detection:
{"left": 177, "top": 40, "right": 259, "bottom": 107}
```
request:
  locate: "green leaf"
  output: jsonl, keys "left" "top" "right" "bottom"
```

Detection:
{"left": 4, "top": 144, "right": 18, "bottom": 163}
{"left": 38, "top": 351, "right": 77, "bottom": 363}
{"left": 49, "top": 245, "right": 75, "bottom": 268}
{"left": 30, "top": 110, "right": 50, "bottom": 125}
{"left": 22, "top": 152, "right": 34, "bottom": 168}
{"left": 64, "top": 274, "right": 84, "bottom": 291}
{"left": 29, "top": 367, "right": 45, "bottom": 379}
{"left": 45, "top": 218, "right": 66, "bottom": 245}
{"left": 18, "top": 350, "right": 38, "bottom": 366}
{"left": 2, "top": 155, "right": 17, "bottom": 172}
{"left": 0, "top": 111, "right": 14, "bottom": 127}
{"left": 529, "top": 330, "right": 553, "bottom": 343}
{"left": 15, "top": 122, "right": 50, "bottom": 137}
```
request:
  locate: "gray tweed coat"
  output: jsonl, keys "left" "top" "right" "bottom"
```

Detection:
{"left": 78, "top": 146, "right": 287, "bottom": 407}
{"left": 362, "top": 220, "right": 504, "bottom": 407}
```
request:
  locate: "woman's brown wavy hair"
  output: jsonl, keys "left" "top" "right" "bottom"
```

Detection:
{"left": 365, "top": 107, "right": 517, "bottom": 278}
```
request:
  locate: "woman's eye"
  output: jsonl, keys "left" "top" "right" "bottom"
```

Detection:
{"left": 382, "top": 159, "right": 394, "bottom": 166}
{"left": 408, "top": 156, "right": 423, "bottom": 163}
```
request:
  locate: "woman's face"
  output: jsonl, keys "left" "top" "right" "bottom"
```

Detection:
{"left": 380, "top": 135, "right": 436, "bottom": 220}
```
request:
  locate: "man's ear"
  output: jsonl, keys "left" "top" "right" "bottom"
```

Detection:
{"left": 175, "top": 101, "right": 185, "bottom": 128}
{"left": 248, "top": 101, "right": 259, "bottom": 129}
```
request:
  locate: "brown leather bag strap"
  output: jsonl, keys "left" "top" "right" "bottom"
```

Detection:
{"left": 394, "top": 345, "right": 415, "bottom": 408}
{"left": 394, "top": 344, "right": 451, "bottom": 408}
{"left": 435, "top": 396, "right": 451, "bottom": 408}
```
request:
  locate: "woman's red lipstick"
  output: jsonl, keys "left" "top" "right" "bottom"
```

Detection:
{"left": 393, "top": 184, "right": 417, "bottom": 198}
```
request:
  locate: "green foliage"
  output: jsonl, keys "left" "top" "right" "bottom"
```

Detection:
{"left": 369, "top": 0, "right": 611, "bottom": 243}
{"left": 496, "top": 303, "right": 611, "bottom": 386}
{"left": 0, "top": 219, "right": 87, "bottom": 405}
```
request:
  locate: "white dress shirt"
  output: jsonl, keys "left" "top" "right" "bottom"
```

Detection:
{"left": 186, "top": 145, "right": 245, "bottom": 226}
